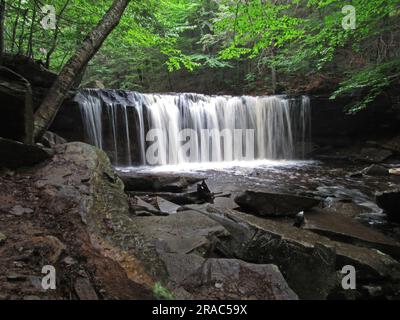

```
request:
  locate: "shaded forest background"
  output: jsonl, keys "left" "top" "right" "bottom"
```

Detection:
{"left": 1, "top": 0, "right": 400, "bottom": 113}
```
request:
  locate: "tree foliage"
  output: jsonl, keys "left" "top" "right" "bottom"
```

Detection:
{"left": 1, "top": 0, "right": 399, "bottom": 111}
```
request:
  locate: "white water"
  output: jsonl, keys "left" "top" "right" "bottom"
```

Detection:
{"left": 76, "top": 90, "right": 311, "bottom": 167}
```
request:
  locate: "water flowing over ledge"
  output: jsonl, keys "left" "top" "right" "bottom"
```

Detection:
{"left": 75, "top": 89, "right": 311, "bottom": 167}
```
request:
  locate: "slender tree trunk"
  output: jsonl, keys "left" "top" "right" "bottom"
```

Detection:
{"left": 27, "top": 3, "right": 37, "bottom": 59}
{"left": 0, "top": 0, "right": 5, "bottom": 65}
{"left": 11, "top": 0, "right": 22, "bottom": 53}
{"left": 33, "top": 0, "right": 131, "bottom": 140}
{"left": 46, "top": 0, "right": 71, "bottom": 68}
{"left": 17, "top": 9, "right": 28, "bottom": 55}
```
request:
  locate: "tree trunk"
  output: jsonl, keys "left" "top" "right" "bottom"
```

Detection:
{"left": 11, "top": 0, "right": 22, "bottom": 53}
{"left": 33, "top": 0, "right": 130, "bottom": 140}
{"left": 27, "top": 3, "right": 37, "bottom": 59}
{"left": 46, "top": 0, "right": 71, "bottom": 68}
{"left": 0, "top": 0, "right": 5, "bottom": 65}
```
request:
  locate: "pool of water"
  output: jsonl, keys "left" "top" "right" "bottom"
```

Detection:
{"left": 116, "top": 159, "right": 400, "bottom": 239}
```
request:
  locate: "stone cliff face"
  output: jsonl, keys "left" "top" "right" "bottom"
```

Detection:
{"left": 1, "top": 54, "right": 399, "bottom": 150}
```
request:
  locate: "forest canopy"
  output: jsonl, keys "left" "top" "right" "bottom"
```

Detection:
{"left": 2, "top": 0, "right": 400, "bottom": 113}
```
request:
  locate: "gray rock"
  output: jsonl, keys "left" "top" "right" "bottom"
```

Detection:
{"left": 10, "top": 205, "right": 34, "bottom": 216}
{"left": 187, "top": 204, "right": 400, "bottom": 299}
{"left": 361, "top": 164, "right": 389, "bottom": 176}
{"left": 0, "top": 137, "right": 52, "bottom": 169}
{"left": 156, "top": 197, "right": 181, "bottom": 214}
{"left": 136, "top": 196, "right": 157, "bottom": 212}
{"left": 41, "top": 131, "right": 67, "bottom": 148}
{"left": 182, "top": 259, "right": 298, "bottom": 300}
{"left": 234, "top": 191, "right": 320, "bottom": 217}
{"left": 303, "top": 208, "right": 400, "bottom": 258}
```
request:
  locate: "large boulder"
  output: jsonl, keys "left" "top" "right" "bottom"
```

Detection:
{"left": 234, "top": 191, "right": 320, "bottom": 217}
{"left": 376, "top": 190, "right": 400, "bottom": 223}
{"left": 181, "top": 259, "right": 298, "bottom": 300}
{"left": 361, "top": 164, "right": 389, "bottom": 176}
{"left": 118, "top": 172, "right": 203, "bottom": 192}
{"left": 0, "top": 141, "right": 154, "bottom": 300}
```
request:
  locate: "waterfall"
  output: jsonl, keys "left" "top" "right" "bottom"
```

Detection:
{"left": 75, "top": 89, "right": 311, "bottom": 167}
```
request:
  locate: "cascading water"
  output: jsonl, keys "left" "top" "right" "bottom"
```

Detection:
{"left": 75, "top": 89, "right": 311, "bottom": 167}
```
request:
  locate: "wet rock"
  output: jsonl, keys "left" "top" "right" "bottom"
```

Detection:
{"left": 187, "top": 204, "right": 400, "bottom": 299}
{"left": 234, "top": 191, "right": 320, "bottom": 217}
{"left": 118, "top": 172, "right": 203, "bottom": 192}
{"left": 303, "top": 208, "right": 400, "bottom": 258}
{"left": 10, "top": 205, "right": 34, "bottom": 216}
{"left": 156, "top": 197, "right": 181, "bottom": 214}
{"left": 0, "top": 137, "right": 52, "bottom": 169}
{"left": 376, "top": 190, "right": 400, "bottom": 223}
{"left": 74, "top": 277, "right": 99, "bottom": 300}
{"left": 182, "top": 259, "right": 298, "bottom": 300}
{"left": 41, "top": 131, "right": 67, "bottom": 148}
{"left": 324, "top": 200, "right": 370, "bottom": 219}
{"left": 0, "top": 232, "right": 6, "bottom": 244}
{"left": 361, "top": 164, "right": 389, "bottom": 176}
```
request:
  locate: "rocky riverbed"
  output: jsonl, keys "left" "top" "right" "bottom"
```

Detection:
{"left": 1, "top": 139, "right": 400, "bottom": 300}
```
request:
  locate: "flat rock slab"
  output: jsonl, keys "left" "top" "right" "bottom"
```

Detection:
{"left": 156, "top": 197, "right": 181, "bottom": 214}
{"left": 135, "top": 196, "right": 158, "bottom": 212}
{"left": 303, "top": 208, "right": 400, "bottom": 258}
{"left": 182, "top": 259, "right": 298, "bottom": 300}
{"left": 132, "top": 211, "right": 228, "bottom": 255}
{"left": 186, "top": 204, "right": 400, "bottom": 299}
{"left": 118, "top": 172, "right": 203, "bottom": 192}
{"left": 0, "top": 137, "right": 52, "bottom": 169}
{"left": 234, "top": 190, "right": 320, "bottom": 217}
